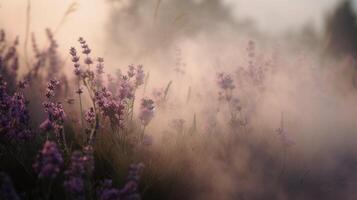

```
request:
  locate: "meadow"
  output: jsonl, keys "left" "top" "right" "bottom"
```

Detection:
{"left": 1, "top": 0, "right": 357, "bottom": 200}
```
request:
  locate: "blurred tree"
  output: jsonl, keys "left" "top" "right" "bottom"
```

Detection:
{"left": 325, "top": 0, "right": 357, "bottom": 58}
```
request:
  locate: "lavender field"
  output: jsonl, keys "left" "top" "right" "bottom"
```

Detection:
{"left": 1, "top": 0, "right": 357, "bottom": 199}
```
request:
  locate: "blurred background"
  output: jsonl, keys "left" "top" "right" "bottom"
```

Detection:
{"left": 2, "top": 1, "right": 357, "bottom": 199}
{"left": 1, "top": 0, "right": 357, "bottom": 66}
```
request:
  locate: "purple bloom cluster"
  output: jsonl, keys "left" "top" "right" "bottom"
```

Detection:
{"left": 64, "top": 151, "right": 86, "bottom": 199}
{"left": 95, "top": 87, "right": 124, "bottom": 127}
{"left": 97, "top": 179, "right": 120, "bottom": 200}
{"left": 216, "top": 72, "right": 235, "bottom": 101}
{"left": 216, "top": 72, "right": 235, "bottom": 90}
{"left": 0, "top": 76, "right": 32, "bottom": 141}
{"left": 33, "top": 141, "right": 63, "bottom": 179}
{"left": 134, "top": 65, "right": 145, "bottom": 87}
{"left": 40, "top": 101, "right": 66, "bottom": 132}
{"left": 97, "top": 163, "right": 144, "bottom": 200}
{"left": 40, "top": 79, "right": 66, "bottom": 134}
{"left": 45, "top": 29, "right": 61, "bottom": 79}
{"left": 152, "top": 88, "right": 165, "bottom": 106}
{"left": 118, "top": 79, "right": 135, "bottom": 100}
{"left": 70, "top": 47, "right": 81, "bottom": 76}
{"left": 79, "top": 37, "right": 91, "bottom": 56}
{"left": 119, "top": 163, "right": 144, "bottom": 200}
{"left": 45, "top": 79, "right": 60, "bottom": 99}
{"left": 127, "top": 65, "right": 135, "bottom": 78}
{"left": 64, "top": 147, "right": 94, "bottom": 199}
{"left": 85, "top": 107, "right": 96, "bottom": 125}
{"left": 138, "top": 98, "right": 155, "bottom": 126}
{"left": 82, "top": 145, "right": 94, "bottom": 173}
{"left": 96, "top": 57, "right": 104, "bottom": 74}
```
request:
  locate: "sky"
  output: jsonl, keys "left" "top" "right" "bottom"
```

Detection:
{"left": 0, "top": 0, "right": 350, "bottom": 55}
{"left": 0, "top": 0, "right": 346, "bottom": 33}
{"left": 225, "top": 0, "right": 342, "bottom": 33}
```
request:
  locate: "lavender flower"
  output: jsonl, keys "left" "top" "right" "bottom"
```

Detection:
{"left": 135, "top": 65, "right": 145, "bottom": 87}
{"left": 0, "top": 29, "right": 5, "bottom": 43}
{"left": 138, "top": 98, "right": 155, "bottom": 126}
{"left": 45, "top": 79, "right": 60, "bottom": 99}
{"left": 95, "top": 87, "right": 124, "bottom": 127}
{"left": 119, "top": 163, "right": 144, "bottom": 199}
{"left": 70, "top": 47, "right": 82, "bottom": 76}
{"left": 40, "top": 101, "right": 66, "bottom": 132}
{"left": 216, "top": 73, "right": 235, "bottom": 90}
{"left": 84, "top": 57, "right": 93, "bottom": 65}
{"left": 85, "top": 107, "right": 96, "bottom": 125}
{"left": 97, "top": 179, "right": 120, "bottom": 200}
{"left": 82, "top": 145, "right": 94, "bottom": 174}
{"left": 127, "top": 65, "right": 135, "bottom": 78}
{"left": 216, "top": 72, "right": 235, "bottom": 101}
{"left": 0, "top": 77, "right": 32, "bottom": 141}
{"left": 33, "top": 141, "right": 63, "bottom": 179}
{"left": 118, "top": 79, "right": 135, "bottom": 100}
{"left": 64, "top": 151, "right": 86, "bottom": 200}
{"left": 96, "top": 57, "right": 104, "bottom": 74}
{"left": 152, "top": 88, "right": 165, "bottom": 105}
{"left": 46, "top": 29, "right": 61, "bottom": 79}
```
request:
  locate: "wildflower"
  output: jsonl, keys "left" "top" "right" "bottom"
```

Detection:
{"left": 18, "top": 79, "right": 29, "bottom": 89}
{"left": 118, "top": 79, "right": 134, "bottom": 100}
{"left": 0, "top": 172, "right": 20, "bottom": 200}
{"left": 42, "top": 102, "right": 66, "bottom": 125}
{"left": 96, "top": 57, "right": 104, "bottom": 74}
{"left": 0, "top": 29, "right": 5, "bottom": 43}
{"left": 216, "top": 73, "right": 235, "bottom": 90}
{"left": 64, "top": 151, "right": 86, "bottom": 200}
{"left": 95, "top": 87, "right": 124, "bottom": 127}
{"left": 45, "top": 29, "right": 61, "bottom": 79}
{"left": 216, "top": 72, "right": 235, "bottom": 101}
{"left": 135, "top": 65, "right": 145, "bottom": 87}
{"left": 70, "top": 47, "right": 81, "bottom": 76}
{"left": 119, "top": 163, "right": 144, "bottom": 199}
{"left": 78, "top": 37, "right": 91, "bottom": 56}
{"left": 84, "top": 107, "right": 96, "bottom": 125}
{"left": 64, "top": 177, "right": 85, "bottom": 200}
{"left": 0, "top": 77, "right": 32, "bottom": 141}
{"left": 152, "top": 88, "right": 165, "bottom": 105}
{"left": 45, "top": 79, "right": 60, "bottom": 99}
{"left": 127, "top": 65, "right": 135, "bottom": 78}
{"left": 139, "top": 98, "right": 155, "bottom": 126}
{"left": 33, "top": 141, "right": 63, "bottom": 179}
{"left": 84, "top": 57, "right": 93, "bottom": 65}
{"left": 247, "top": 40, "right": 255, "bottom": 58}
{"left": 97, "top": 179, "right": 120, "bottom": 200}
{"left": 82, "top": 145, "right": 94, "bottom": 173}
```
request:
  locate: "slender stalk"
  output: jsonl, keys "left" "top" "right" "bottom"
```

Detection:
{"left": 24, "top": 0, "right": 31, "bottom": 70}
{"left": 77, "top": 78, "right": 84, "bottom": 127}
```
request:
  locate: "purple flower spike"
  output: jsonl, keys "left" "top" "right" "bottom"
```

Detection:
{"left": 33, "top": 141, "right": 63, "bottom": 179}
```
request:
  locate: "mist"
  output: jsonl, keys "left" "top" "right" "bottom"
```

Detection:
{"left": 1, "top": 0, "right": 357, "bottom": 199}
